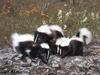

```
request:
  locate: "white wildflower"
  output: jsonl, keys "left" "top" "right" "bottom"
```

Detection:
{"left": 57, "top": 9, "right": 63, "bottom": 20}
{"left": 65, "top": 9, "right": 72, "bottom": 20}
{"left": 96, "top": 12, "right": 99, "bottom": 20}
{"left": 82, "top": 10, "right": 87, "bottom": 18}
{"left": 63, "top": 25, "right": 67, "bottom": 29}
{"left": 64, "top": 4, "right": 67, "bottom": 7}
{"left": 91, "top": 12, "right": 95, "bottom": 20}
{"left": 42, "top": 20, "right": 47, "bottom": 24}
{"left": 81, "top": 17, "right": 87, "bottom": 23}
{"left": 65, "top": 9, "right": 71, "bottom": 17}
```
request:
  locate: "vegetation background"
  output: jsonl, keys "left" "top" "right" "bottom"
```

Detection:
{"left": 0, "top": 0, "right": 100, "bottom": 47}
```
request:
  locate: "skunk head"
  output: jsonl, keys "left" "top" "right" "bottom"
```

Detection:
{"left": 76, "top": 28, "right": 92, "bottom": 45}
{"left": 38, "top": 43, "right": 50, "bottom": 64}
{"left": 58, "top": 36, "right": 84, "bottom": 57}
{"left": 54, "top": 37, "right": 70, "bottom": 56}
{"left": 49, "top": 25, "right": 64, "bottom": 39}
{"left": 29, "top": 42, "right": 50, "bottom": 64}
{"left": 34, "top": 25, "right": 52, "bottom": 44}
{"left": 59, "top": 37, "right": 70, "bottom": 57}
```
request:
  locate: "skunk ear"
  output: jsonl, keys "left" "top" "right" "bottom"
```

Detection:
{"left": 76, "top": 31, "right": 80, "bottom": 37}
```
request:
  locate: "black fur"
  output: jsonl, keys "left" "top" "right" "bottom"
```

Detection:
{"left": 18, "top": 41, "right": 35, "bottom": 59}
{"left": 34, "top": 31, "right": 53, "bottom": 44}
{"left": 69, "top": 40, "right": 83, "bottom": 56}
{"left": 50, "top": 44, "right": 58, "bottom": 55}
{"left": 33, "top": 31, "right": 64, "bottom": 56}
{"left": 16, "top": 41, "right": 50, "bottom": 64}
{"left": 60, "top": 40, "right": 83, "bottom": 58}
{"left": 76, "top": 31, "right": 80, "bottom": 37}
{"left": 60, "top": 46, "right": 70, "bottom": 58}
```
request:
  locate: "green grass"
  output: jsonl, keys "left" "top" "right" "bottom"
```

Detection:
{"left": 0, "top": 0, "right": 100, "bottom": 47}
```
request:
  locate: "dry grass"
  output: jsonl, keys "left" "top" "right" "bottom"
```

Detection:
{"left": 0, "top": 0, "right": 100, "bottom": 47}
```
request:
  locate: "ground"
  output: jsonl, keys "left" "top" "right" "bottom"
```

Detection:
{"left": 0, "top": 39, "right": 100, "bottom": 75}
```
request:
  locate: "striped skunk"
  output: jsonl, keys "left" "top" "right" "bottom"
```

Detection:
{"left": 11, "top": 33, "right": 50, "bottom": 64}
{"left": 55, "top": 28, "right": 92, "bottom": 57}
{"left": 34, "top": 24, "right": 64, "bottom": 44}
{"left": 33, "top": 25, "right": 65, "bottom": 55}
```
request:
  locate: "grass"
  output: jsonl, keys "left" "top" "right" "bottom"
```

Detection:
{"left": 0, "top": 0, "right": 100, "bottom": 47}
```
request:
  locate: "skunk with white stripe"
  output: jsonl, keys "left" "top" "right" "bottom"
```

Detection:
{"left": 17, "top": 42, "right": 50, "bottom": 64}
{"left": 11, "top": 33, "right": 50, "bottom": 64}
{"left": 34, "top": 25, "right": 64, "bottom": 44}
{"left": 33, "top": 25, "right": 64, "bottom": 55}
{"left": 54, "top": 27, "right": 92, "bottom": 57}
{"left": 65, "top": 27, "right": 92, "bottom": 56}
{"left": 55, "top": 37, "right": 83, "bottom": 57}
